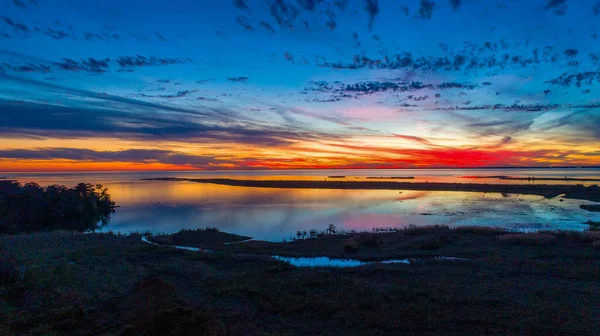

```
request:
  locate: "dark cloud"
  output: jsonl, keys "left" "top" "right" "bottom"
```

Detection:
{"left": 284, "top": 52, "right": 294, "bottom": 62}
{"left": 137, "top": 90, "right": 197, "bottom": 99}
{"left": 115, "top": 55, "right": 187, "bottom": 68}
{"left": 363, "top": 0, "right": 379, "bottom": 29}
{"left": 227, "top": 76, "right": 249, "bottom": 82}
{"left": 427, "top": 102, "right": 600, "bottom": 113}
{"left": 0, "top": 147, "right": 221, "bottom": 168}
{"left": 305, "top": 80, "right": 479, "bottom": 100}
{"left": 0, "top": 98, "right": 313, "bottom": 147}
{"left": 449, "top": 0, "right": 461, "bottom": 11}
{"left": 545, "top": 0, "right": 568, "bottom": 15}
{"left": 418, "top": 0, "right": 436, "bottom": 20}
{"left": 12, "top": 0, "right": 27, "bottom": 10}
{"left": 542, "top": 112, "right": 600, "bottom": 140}
{"left": 333, "top": 0, "right": 349, "bottom": 11}
{"left": 4, "top": 75, "right": 222, "bottom": 119}
{"left": 43, "top": 28, "right": 71, "bottom": 40}
{"left": 196, "top": 96, "right": 221, "bottom": 102}
{"left": 83, "top": 32, "right": 105, "bottom": 41}
{"left": 54, "top": 58, "right": 111, "bottom": 73}
{"left": 402, "top": 4, "right": 410, "bottom": 16}
{"left": 325, "top": 9, "right": 337, "bottom": 30}
{"left": 465, "top": 119, "right": 535, "bottom": 136}
{"left": 394, "top": 134, "right": 432, "bottom": 146}
{"left": 353, "top": 32, "right": 361, "bottom": 47}
{"left": 236, "top": 15, "right": 254, "bottom": 31}
{"left": 269, "top": 0, "right": 299, "bottom": 28}
{"left": 297, "top": 0, "right": 323, "bottom": 11}
{"left": 1, "top": 16, "right": 31, "bottom": 34}
{"left": 564, "top": 48, "right": 578, "bottom": 58}
{"left": 233, "top": 0, "right": 251, "bottom": 12}
{"left": 259, "top": 20, "right": 276, "bottom": 33}
{"left": 7, "top": 63, "right": 51, "bottom": 73}
{"left": 154, "top": 32, "right": 168, "bottom": 41}
{"left": 545, "top": 70, "right": 600, "bottom": 87}
{"left": 316, "top": 41, "right": 575, "bottom": 73}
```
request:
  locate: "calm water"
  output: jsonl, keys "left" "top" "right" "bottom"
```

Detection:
{"left": 3, "top": 169, "right": 600, "bottom": 241}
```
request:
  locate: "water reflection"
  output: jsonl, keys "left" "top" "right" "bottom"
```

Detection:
{"left": 5, "top": 170, "right": 599, "bottom": 241}
{"left": 273, "top": 256, "right": 370, "bottom": 267}
{"left": 272, "top": 256, "right": 469, "bottom": 268}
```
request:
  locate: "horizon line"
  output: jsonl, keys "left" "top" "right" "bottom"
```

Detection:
{"left": 2, "top": 165, "right": 600, "bottom": 174}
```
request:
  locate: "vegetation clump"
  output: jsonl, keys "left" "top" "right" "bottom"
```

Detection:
{"left": 580, "top": 204, "right": 600, "bottom": 212}
{"left": 0, "top": 180, "right": 115, "bottom": 234}
{"left": 149, "top": 228, "right": 251, "bottom": 248}
{"left": 586, "top": 220, "right": 600, "bottom": 230}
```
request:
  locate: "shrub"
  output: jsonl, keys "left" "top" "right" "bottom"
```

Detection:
{"left": 497, "top": 233, "right": 556, "bottom": 246}
{"left": 593, "top": 240, "right": 600, "bottom": 250}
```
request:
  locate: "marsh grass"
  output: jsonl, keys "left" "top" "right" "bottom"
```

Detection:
{"left": 452, "top": 225, "right": 507, "bottom": 235}
{"left": 3, "top": 227, "right": 600, "bottom": 335}
{"left": 497, "top": 233, "right": 556, "bottom": 246}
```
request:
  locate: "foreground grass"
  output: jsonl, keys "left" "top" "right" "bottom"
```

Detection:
{"left": 1, "top": 227, "right": 600, "bottom": 335}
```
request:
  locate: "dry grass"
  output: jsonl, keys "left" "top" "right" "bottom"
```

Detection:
{"left": 498, "top": 233, "right": 556, "bottom": 246}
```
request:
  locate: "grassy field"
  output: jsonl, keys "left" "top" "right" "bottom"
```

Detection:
{"left": 1, "top": 227, "right": 600, "bottom": 335}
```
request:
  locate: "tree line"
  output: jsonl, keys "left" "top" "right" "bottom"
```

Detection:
{"left": 0, "top": 180, "right": 116, "bottom": 234}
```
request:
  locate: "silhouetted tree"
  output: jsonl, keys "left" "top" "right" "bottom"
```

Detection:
{"left": 0, "top": 180, "right": 115, "bottom": 234}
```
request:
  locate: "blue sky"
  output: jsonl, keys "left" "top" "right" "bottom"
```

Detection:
{"left": 1, "top": 0, "right": 599, "bottom": 170}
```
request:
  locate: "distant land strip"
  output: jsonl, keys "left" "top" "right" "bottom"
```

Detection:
{"left": 144, "top": 178, "right": 600, "bottom": 202}
{"left": 464, "top": 176, "right": 600, "bottom": 182}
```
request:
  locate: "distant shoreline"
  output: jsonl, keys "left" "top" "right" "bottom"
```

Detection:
{"left": 144, "top": 178, "right": 600, "bottom": 203}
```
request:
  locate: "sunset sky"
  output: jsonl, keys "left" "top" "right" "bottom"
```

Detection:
{"left": 1, "top": 0, "right": 599, "bottom": 171}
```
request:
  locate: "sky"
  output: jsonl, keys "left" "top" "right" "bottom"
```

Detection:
{"left": 1, "top": 0, "right": 599, "bottom": 171}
